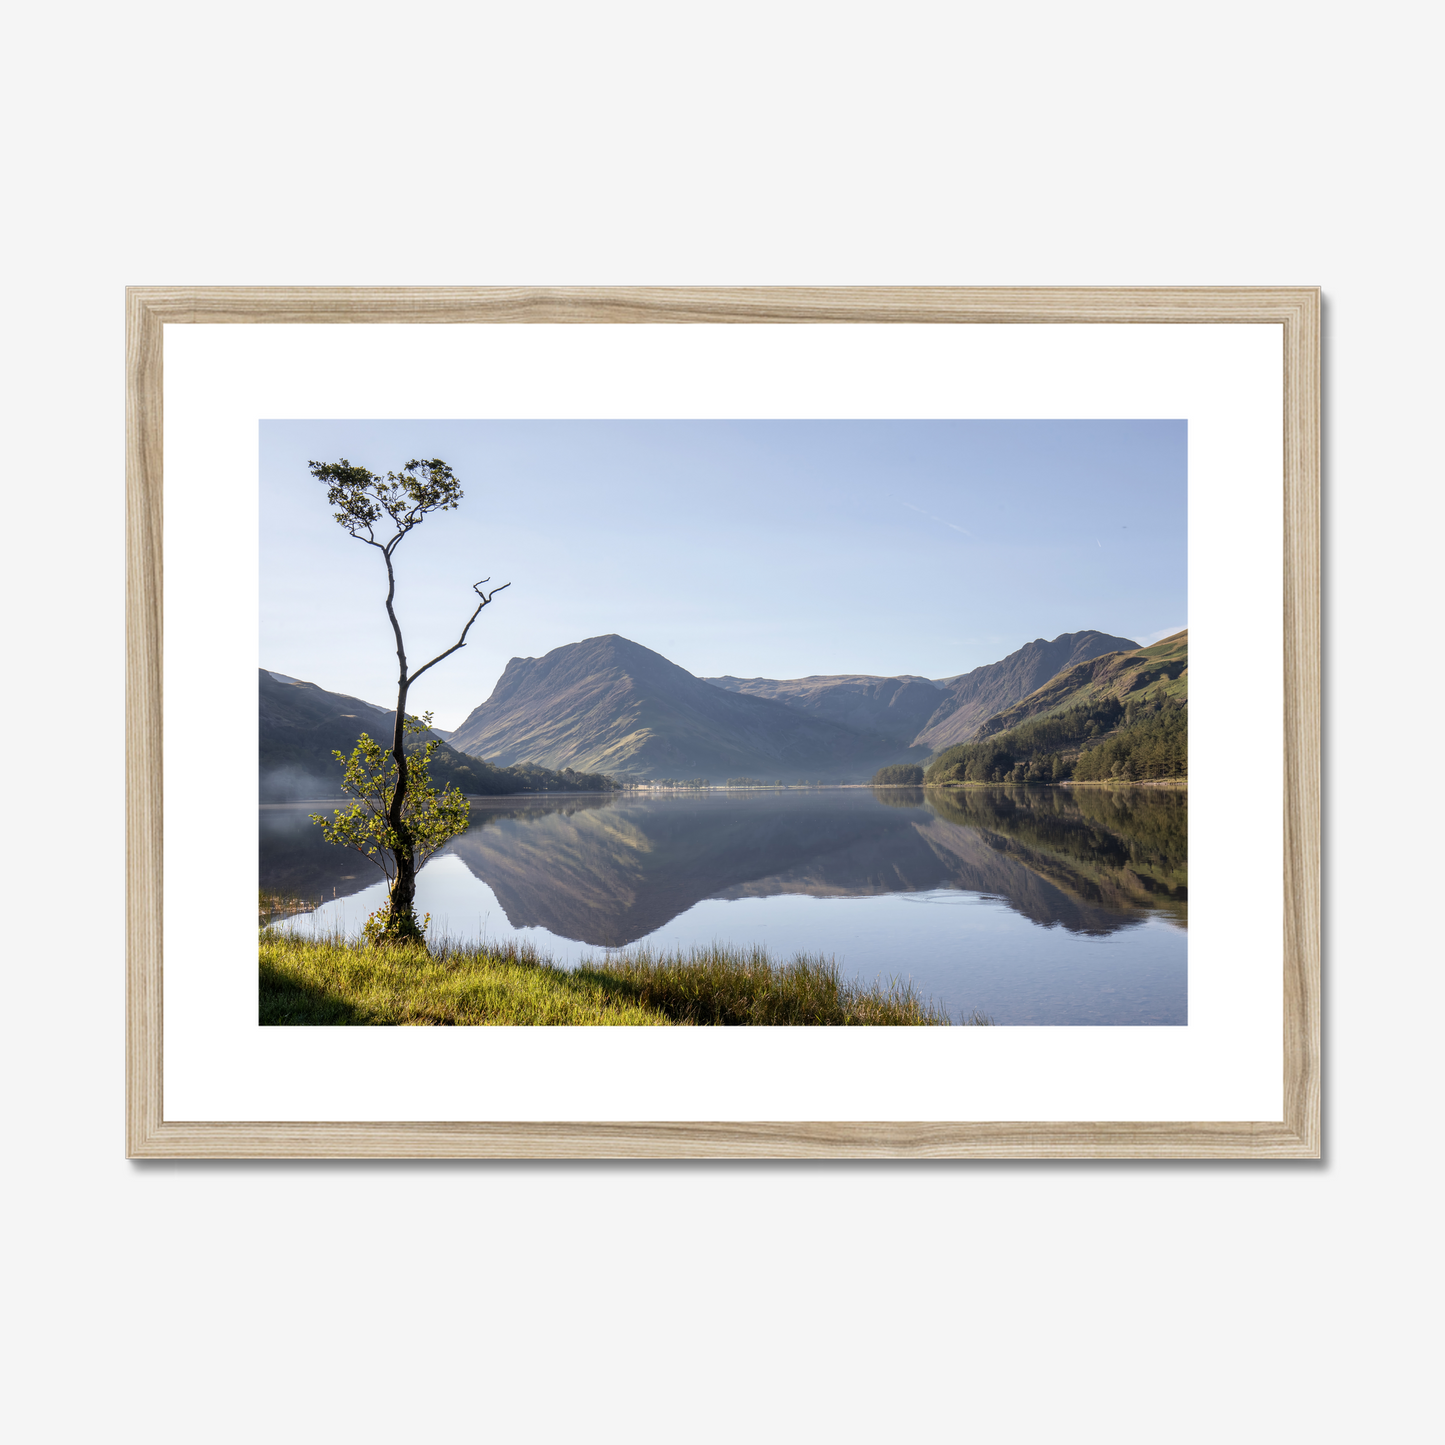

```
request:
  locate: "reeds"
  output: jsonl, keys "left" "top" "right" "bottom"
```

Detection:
{"left": 573, "top": 943, "right": 959, "bottom": 1026}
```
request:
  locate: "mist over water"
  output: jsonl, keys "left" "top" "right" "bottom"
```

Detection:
{"left": 264, "top": 785, "right": 1187, "bottom": 1025}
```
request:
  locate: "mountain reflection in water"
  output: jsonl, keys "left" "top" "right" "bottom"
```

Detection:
{"left": 263, "top": 787, "right": 1186, "bottom": 1024}
{"left": 264, "top": 786, "right": 1183, "bottom": 941}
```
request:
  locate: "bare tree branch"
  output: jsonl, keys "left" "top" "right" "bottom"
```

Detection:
{"left": 407, "top": 579, "right": 512, "bottom": 687}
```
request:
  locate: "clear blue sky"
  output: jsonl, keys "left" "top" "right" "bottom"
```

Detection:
{"left": 260, "top": 419, "right": 1186, "bottom": 730}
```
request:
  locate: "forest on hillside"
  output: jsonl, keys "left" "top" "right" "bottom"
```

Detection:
{"left": 924, "top": 693, "right": 1187, "bottom": 786}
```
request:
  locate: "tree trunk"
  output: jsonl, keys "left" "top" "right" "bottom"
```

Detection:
{"left": 384, "top": 675, "right": 422, "bottom": 941}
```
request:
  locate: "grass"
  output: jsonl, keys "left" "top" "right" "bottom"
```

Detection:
{"left": 260, "top": 931, "right": 979, "bottom": 1027}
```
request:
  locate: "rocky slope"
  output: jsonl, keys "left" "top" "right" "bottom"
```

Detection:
{"left": 448, "top": 635, "right": 916, "bottom": 783}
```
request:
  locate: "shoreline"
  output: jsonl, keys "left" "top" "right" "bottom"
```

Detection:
{"left": 263, "top": 777, "right": 1188, "bottom": 808}
{"left": 923, "top": 778, "right": 1187, "bottom": 791}
{"left": 1056, "top": 777, "right": 1187, "bottom": 789}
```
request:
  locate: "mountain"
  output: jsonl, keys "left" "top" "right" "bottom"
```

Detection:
{"left": 912, "top": 630, "right": 1141, "bottom": 751}
{"left": 702, "top": 673, "right": 944, "bottom": 746}
{"left": 447, "top": 634, "right": 917, "bottom": 783}
{"left": 976, "top": 629, "right": 1187, "bottom": 738}
{"left": 444, "top": 630, "right": 1148, "bottom": 780}
{"left": 258, "top": 669, "right": 615, "bottom": 802}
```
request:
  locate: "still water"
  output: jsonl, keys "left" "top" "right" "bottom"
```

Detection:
{"left": 262, "top": 786, "right": 1187, "bottom": 1025}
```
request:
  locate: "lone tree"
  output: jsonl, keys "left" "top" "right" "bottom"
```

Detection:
{"left": 307, "top": 457, "right": 508, "bottom": 943}
{"left": 311, "top": 715, "right": 470, "bottom": 944}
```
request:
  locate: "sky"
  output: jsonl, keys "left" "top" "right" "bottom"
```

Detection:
{"left": 260, "top": 419, "right": 1187, "bottom": 730}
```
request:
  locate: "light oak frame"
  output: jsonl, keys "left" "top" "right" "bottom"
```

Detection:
{"left": 126, "top": 286, "right": 1320, "bottom": 1159}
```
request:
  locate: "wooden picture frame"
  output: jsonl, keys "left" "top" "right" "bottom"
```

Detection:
{"left": 126, "top": 286, "right": 1319, "bottom": 1159}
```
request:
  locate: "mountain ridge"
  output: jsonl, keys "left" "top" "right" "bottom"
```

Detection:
{"left": 702, "top": 672, "right": 945, "bottom": 745}
{"left": 912, "top": 630, "right": 1142, "bottom": 751}
{"left": 703, "top": 631, "right": 1142, "bottom": 753}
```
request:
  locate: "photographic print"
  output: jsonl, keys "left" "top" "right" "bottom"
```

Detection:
{"left": 259, "top": 418, "right": 1188, "bottom": 1028}
{"left": 127, "top": 286, "right": 1317, "bottom": 1156}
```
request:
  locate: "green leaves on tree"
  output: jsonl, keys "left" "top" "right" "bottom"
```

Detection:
{"left": 310, "top": 716, "right": 470, "bottom": 936}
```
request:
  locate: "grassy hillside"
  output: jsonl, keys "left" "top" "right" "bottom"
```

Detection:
{"left": 924, "top": 631, "right": 1187, "bottom": 785}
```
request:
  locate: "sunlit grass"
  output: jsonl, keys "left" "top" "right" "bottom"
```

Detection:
{"left": 260, "top": 932, "right": 673, "bottom": 1026}
{"left": 259, "top": 932, "right": 982, "bottom": 1027}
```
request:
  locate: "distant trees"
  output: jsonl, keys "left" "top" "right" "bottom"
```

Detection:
{"left": 308, "top": 457, "right": 508, "bottom": 944}
{"left": 499, "top": 762, "right": 619, "bottom": 793}
{"left": 872, "top": 763, "right": 924, "bottom": 785}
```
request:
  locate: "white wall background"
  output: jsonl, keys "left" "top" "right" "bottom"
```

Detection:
{"left": 4, "top": 2, "right": 1438, "bottom": 1441}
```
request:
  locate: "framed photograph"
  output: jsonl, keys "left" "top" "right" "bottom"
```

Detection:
{"left": 126, "top": 286, "right": 1319, "bottom": 1158}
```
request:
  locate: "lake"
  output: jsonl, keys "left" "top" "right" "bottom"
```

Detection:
{"left": 261, "top": 785, "right": 1187, "bottom": 1025}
